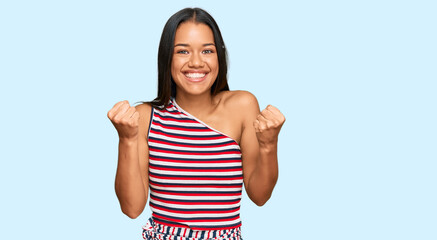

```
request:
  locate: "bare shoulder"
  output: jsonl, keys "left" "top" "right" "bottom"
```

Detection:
{"left": 135, "top": 102, "right": 152, "bottom": 115}
{"left": 221, "top": 90, "right": 260, "bottom": 115}
{"left": 219, "top": 91, "right": 260, "bottom": 133}
{"left": 134, "top": 102, "right": 153, "bottom": 136}
{"left": 221, "top": 90, "right": 259, "bottom": 109}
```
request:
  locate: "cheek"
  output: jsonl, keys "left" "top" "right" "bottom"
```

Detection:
{"left": 171, "top": 59, "right": 182, "bottom": 77}
{"left": 207, "top": 57, "right": 219, "bottom": 72}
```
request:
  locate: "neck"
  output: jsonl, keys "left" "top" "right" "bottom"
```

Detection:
{"left": 175, "top": 92, "right": 215, "bottom": 117}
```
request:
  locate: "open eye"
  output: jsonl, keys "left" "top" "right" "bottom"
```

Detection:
{"left": 176, "top": 50, "right": 189, "bottom": 54}
{"left": 202, "top": 49, "right": 214, "bottom": 54}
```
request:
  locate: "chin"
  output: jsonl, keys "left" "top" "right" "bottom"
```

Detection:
{"left": 176, "top": 84, "right": 213, "bottom": 96}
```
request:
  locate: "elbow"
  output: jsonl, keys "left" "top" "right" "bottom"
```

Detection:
{"left": 253, "top": 198, "right": 268, "bottom": 207}
{"left": 119, "top": 201, "right": 146, "bottom": 219}
{"left": 250, "top": 194, "right": 271, "bottom": 207}
{"left": 126, "top": 213, "right": 140, "bottom": 219}
{"left": 115, "top": 187, "right": 148, "bottom": 219}
{"left": 122, "top": 208, "right": 142, "bottom": 219}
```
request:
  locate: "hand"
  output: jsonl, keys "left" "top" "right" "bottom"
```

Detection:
{"left": 107, "top": 100, "right": 140, "bottom": 141}
{"left": 253, "top": 105, "right": 285, "bottom": 148}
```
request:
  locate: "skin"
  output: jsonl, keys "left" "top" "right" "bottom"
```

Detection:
{"left": 107, "top": 21, "right": 285, "bottom": 219}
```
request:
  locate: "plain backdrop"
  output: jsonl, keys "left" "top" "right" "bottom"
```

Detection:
{"left": 1, "top": 0, "right": 436, "bottom": 239}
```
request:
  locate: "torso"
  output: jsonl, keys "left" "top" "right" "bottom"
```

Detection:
{"left": 134, "top": 89, "right": 260, "bottom": 230}
{"left": 147, "top": 95, "right": 244, "bottom": 230}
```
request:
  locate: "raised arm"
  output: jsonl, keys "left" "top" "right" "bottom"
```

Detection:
{"left": 238, "top": 92, "right": 285, "bottom": 206}
{"left": 107, "top": 100, "right": 151, "bottom": 218}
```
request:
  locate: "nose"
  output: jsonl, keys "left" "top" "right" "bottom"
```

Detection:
{"left": 188, "top": 52, "right": 205, "bottom": 68}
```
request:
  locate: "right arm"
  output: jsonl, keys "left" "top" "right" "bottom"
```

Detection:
{"left": 107, "top": 101, "right": 152, "bottom": 218}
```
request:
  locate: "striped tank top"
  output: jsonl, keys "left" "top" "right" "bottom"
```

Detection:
{"left": 147, "top": 99, "right": 243, "bottom": 230}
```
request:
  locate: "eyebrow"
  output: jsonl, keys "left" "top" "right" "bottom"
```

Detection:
{"left": 174, "top": 43, "right": 215, "bottom": 47}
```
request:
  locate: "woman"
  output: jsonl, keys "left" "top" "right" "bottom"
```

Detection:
{"left": 107, "top": 8, "right": 285, "bottom": 240}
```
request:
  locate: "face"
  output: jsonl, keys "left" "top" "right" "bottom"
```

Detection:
{"left": 171, "top": 21, "right": 219, "bottom": 97}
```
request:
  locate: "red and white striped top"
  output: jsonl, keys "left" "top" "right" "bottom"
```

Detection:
{"left": 147, "top": 99, "right": 243, "bottom": 230}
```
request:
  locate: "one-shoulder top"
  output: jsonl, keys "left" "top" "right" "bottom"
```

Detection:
{"left": 147, "top": 99, "right": 243, "bottom": 230}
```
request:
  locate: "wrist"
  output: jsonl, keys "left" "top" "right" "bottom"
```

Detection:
{"left": 259, "top": 143, "right": 277, "bottom": 154}
{"left": 119, "top": 136, "right": 138, "bottom": 145}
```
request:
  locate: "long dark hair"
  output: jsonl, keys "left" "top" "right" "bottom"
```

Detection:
{"left": 151, "top": 8, "right": 229, "bottom": 109}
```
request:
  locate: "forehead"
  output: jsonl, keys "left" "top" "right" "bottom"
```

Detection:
{"left": 174, "top": 22, "right": 215, "bottom": 44}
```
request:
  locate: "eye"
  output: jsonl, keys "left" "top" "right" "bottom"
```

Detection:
{"left": 176, "top": 50, "right": 189, "bottom": 54}
{"left": 202, "top": 49, "right": 214, "bottom": 54}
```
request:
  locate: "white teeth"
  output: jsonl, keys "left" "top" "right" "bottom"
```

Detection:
{"left": 185, "top": 72, "right": 206, "bottom": 78}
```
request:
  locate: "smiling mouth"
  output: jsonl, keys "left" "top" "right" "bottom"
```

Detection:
{"left": 184, "top": 72, "right": 207, "bottom": 82}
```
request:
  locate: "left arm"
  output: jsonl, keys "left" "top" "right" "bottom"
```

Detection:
{"left": 238, "top": 92, "right": 285, "bottom": 206}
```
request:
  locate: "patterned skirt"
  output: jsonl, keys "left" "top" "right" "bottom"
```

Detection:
{"left": 142, "top": 217, "right": 243, "bottom": 240}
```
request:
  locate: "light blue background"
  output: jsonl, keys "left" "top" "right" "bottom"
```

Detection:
{"left": 1, "top": 0, "right": 436, "bottom": 239}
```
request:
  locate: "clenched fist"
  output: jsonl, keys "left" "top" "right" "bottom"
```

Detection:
{"left": 107, "top": 100, "right": 140, "bottom": 140}
{"left": 253, "top": 105, "right": 285, "bottom": 148}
